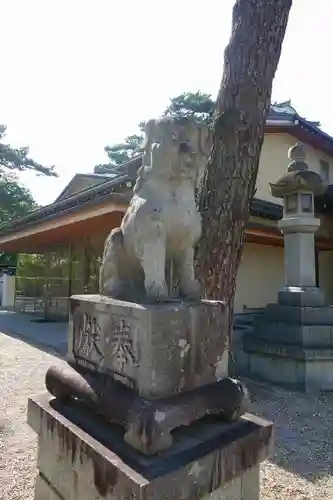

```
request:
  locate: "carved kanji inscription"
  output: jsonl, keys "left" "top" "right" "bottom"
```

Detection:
{"left": 74, "top": 311, "right": 103, "bottom": 365}
{"left": 108, "top": 318, "right": 136, "bottom": 373}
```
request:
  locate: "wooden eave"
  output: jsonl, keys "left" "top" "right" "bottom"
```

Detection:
{"left": 0, "top": 156, "right": 142, "bottom": 239}
{"left": 246, "top": 221, "right": 333, "bottom": 250}
{"left": 0, "top": 199, "right": 127, "bottom": 252}
{"left": 2, "top": 202, "right": 333, "bottom": 252}
{"left": 0, "top": 195, "right": 283, "bottom": 252}
{"left": 265, "top": 123, "right": 333, "bottom": 158}
{"left": 0, "top": 175, "right": 132, "bottom": 235}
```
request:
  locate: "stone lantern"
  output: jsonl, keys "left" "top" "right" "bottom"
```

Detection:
{"left": 239, "top": 144, "right": 333, "bottom": 391}
{"left": 269, "top": 143, "right": 327, "bottom": 306}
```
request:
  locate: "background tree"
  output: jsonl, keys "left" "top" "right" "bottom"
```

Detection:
{"left": 0, "top": 174, "right": 39, "bottom": 270}
{"left": 0, "top": 173, "right": 39, "bottom": 223}
{"left": 94, "top": 92, "right": 215, "bottom": 171}
{"left": 197, "top": 0, "right": 293, "bottom": 364}
{"left": 0, "top": 123, "right": 57, "bottom": 270}
{"left": 0, "top": 122, "right": 57, "bottom": 222}
{"left": 164, "top": 91, "right": 214, "bottom": 122}
{"left": 0, "top": 123, "right": 56, "bottom": 222}
{"left": 94, "top": 134, "right": 143, "bottom": 173}
{"left": 0, "top": 125, "right": 56, "bottom": 177}
{"left": 16, "top": 253, "right": 46, "bottom": 278}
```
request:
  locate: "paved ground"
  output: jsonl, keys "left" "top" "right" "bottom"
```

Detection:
{"left": 0, "top": 310, "right": 67, "bottom": 355}
{"left": 0, "top": 311, "right": 333, "bottom": 499}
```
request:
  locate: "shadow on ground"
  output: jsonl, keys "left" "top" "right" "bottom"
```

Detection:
{"left": 244, "top": 377, "right": 333, "bottom": 482}
{"left": 0, "top": 310, "right": 67, "bottom": 358}
{"left": 1, "top": 328, "right": 66, "bottom": 358}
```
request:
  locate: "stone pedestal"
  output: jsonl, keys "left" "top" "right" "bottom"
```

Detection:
{"left": 277, "top": 287, "right": 325, "bottom": 307}
{"left": 27, "top": 295, "right": 273, "bottom": 499}
{"left": 28, "top": 393, "right": 273, "bottom": 500}
{"left": 44, "top": 295, "right": 248, "bottom": 456}
{"left": 239, "top": 303, "right": 333, "bottom": 391}
{"left": 67, "top": 295, "right": 229, "bottom": 398}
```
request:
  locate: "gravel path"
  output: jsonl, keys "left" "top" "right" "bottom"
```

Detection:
{"left": 248, "top": 379, "right": 333, "bottom": 499}
{"left": 0, "top": 333, "right": 65, "bottom": 500}
{"left": 0, "top": 331, "right": 333, "bottom": 500}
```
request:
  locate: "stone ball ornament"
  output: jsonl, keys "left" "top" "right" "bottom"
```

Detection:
{"left": 269, "top": 143, "right": 327, "bottom": 199}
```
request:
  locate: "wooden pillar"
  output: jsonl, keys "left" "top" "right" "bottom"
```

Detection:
{"left": 68, "top": 244, "right": 73, "bottom": 298}
{"left": 44, "top": 251, "right": 51, "bottom": 320}
{"left": 83, "top": 238, "right": 90, "bottom": 293}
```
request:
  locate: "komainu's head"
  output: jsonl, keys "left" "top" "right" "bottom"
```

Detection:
{"left": 141, "top": 116, "right": 211, "bottom": 186}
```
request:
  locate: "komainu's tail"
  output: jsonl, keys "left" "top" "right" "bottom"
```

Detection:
{"left": 99, "top": 228, "right": 125, "bottom": 296}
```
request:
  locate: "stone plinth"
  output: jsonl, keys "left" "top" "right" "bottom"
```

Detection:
{"left": 237, "top": 303, "right": 333, "bottom": 391}
{"left": 67, "top": 295, "right": 228, "bottom": 399}
{"left": 277, "top": 287, "right": 325, "bottom": 307}
{"left": 28, "top": 393, "right": 273, "bottom": 500}
{"left": 45, "top": 364, "right": 249, "bottom": 455}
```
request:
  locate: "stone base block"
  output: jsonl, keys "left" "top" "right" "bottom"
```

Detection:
{"left": 259, "top": 302, "right": 333, "bottom": 325}
{"left": 235, "top": 301, "right": 333, "bottom": 391}
{"left": 254, "top": 317, "right": 333, "bottom": 347}
{"left": 241, "top": 337, "right": 333, "bottom": 391}
{"left": 278, "top": 286, "right": 325, "bottom": 307}
{"left": 68, "top": 295, "right": 228, "bottom": 399}
{"left": 28, "top": 393, "right": 273, "bottom": 500}
{"left": 45, "top": 364, "right": 249, "bottom": 455}
{"left": 34, "top": 474, "right": 62, "bottom": 500}
{"left": 34, "top": 467, "right": 260, "bottom": 500}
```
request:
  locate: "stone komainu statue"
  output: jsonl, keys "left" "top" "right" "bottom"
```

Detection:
{"left": 99, "top": 116, "right": 211, "bottom": 302}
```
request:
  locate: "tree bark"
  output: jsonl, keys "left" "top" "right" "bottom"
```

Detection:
{"left": 197, "top": 0, "right": 292, "bottom": 363}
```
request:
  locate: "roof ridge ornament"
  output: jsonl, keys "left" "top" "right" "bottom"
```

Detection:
{"left": 270, "top": 100, "right": 296, "bottom": 115}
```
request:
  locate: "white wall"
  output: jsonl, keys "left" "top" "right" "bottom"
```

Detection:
{"left": 318, "top": 251, "right": 333, "bottom": 304}
{"left": 234, "top": 242, "right": 285, "bottom": 313}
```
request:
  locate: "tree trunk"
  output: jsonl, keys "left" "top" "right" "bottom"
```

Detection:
{"left": 197, "top": 0, "right": 292, "bottom": 368}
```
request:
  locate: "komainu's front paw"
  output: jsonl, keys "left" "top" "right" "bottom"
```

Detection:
{"left": 146, "top": 282, "right": 169, "bottom": 302}
{"left": 180, "top": 279, "right": 201, "bottom": 300}
{"left": 101, "top": 279, "right": 127, "bottom": 299}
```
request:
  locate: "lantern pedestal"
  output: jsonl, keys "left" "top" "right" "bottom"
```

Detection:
{"left": 240, "top": 302, "right": 333, "bottom": 391}
{"left": 277, "top": 286, "right": 325, "bottom": 307}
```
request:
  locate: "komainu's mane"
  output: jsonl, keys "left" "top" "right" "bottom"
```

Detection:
{"left": 133, "top": 164, "right": 148, "bottom": 193}
{"left": 132, "top": 118, "right": 211, "bottom": 195}
{"left": 133, "top": 155, "right": 197, "bottom": 195}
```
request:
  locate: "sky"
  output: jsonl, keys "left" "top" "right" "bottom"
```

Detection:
{"left": 1, "top": 0, "right": 332, "bottom": 206}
